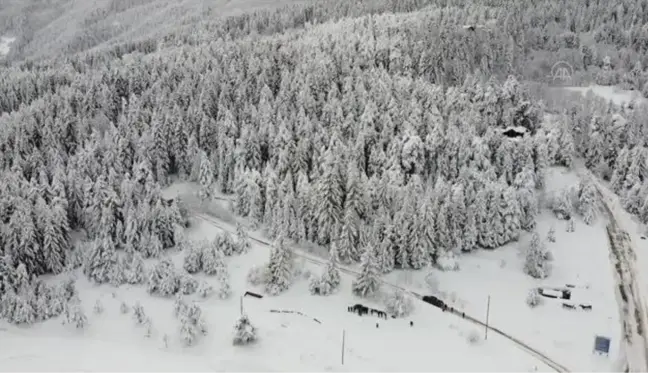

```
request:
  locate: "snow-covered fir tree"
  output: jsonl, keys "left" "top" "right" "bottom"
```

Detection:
{"left": 233, "top": 314, "right": 257, "bottom": 346}
{"left": 264, "top": 236, "right": 294, "bottom": 296}
{"left": 524, "top": 232, "right": 551, "bottom": 279}
{"left": 352, "top": 246, "right": 381, "bottom": 298}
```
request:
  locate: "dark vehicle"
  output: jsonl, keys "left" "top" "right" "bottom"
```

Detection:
{"left": 422, "top": 295, "right": 446, "bottom": 309}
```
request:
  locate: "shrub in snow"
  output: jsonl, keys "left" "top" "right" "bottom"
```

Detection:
{"left": 133, "top": 302, "right": 147, "bottom": 325}
{"left": 173, "top": 295, "right": 188, "bottom": 318}
{"left": 524, "top": 232, "right": 552, "bottom": 279}
{"left": 197, "top": 281, "right": 214, "bottom": 298}
{"left": 144, "top": 318, "right": 154, "bottom": 338}
{"left": 352, "top": 247, "right": 381, "bottom": 298}
{"left": 217, "top": 273, "right": 232, "bottom": 300}
{"left": 183, "top": 244, "right": 203, "bottom": 274}
{"left": 179, "top": 303, "right": 208, "bottom": 347}
{"left": 147, "top": 259, "right": 180, "bottom": 296}
{"left": 526, "top": 289, "right": 542, "bottom": 308}
{"left": 120, "top": 301, "right": 129, "bottom": 314}
{"left": 247, "top": 265, "right": 267, "bottom": 286}
{"left": 93, "top": 299, "right": 104, "bottom": 314}
{"left": 162, "top": 334, "right": 170, "bottom": 349}
{"left": 546, "top": 226, "right": 556, "bottom": 243}
{"left": 435, "top": 250, "right": 460, "bottom": 272}
{"left": 179, "top": 274, "right": 198, "bottom": 295}
{"left": 310, "top": 254, "right": 341, "bottom": 296}
{"left": 64, "top": 301, "right": 88, "bottom": 329}
{"left": 566, "top": 218, "right": 575, "bottom": 232}
{"left": 384, "top": 290, "right": 414, "bottom": 318}
{"left": 264, "top": 237, "right": 295, "bottom": 296}
{"left": 219, "top": 232, "right": 237, "bottom": 256}
{"left": 550, "top": 190, "right": 572, "bottom": 220}
{"left": 233, "top": 314, "right": 257, "bottom": 346}
{"left": 467, "top": 330, "right": 482, "bottom": 345}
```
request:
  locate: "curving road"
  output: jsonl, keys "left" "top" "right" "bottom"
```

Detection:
{"left": 193, "top": 212, "right": 571, "bottom": 372}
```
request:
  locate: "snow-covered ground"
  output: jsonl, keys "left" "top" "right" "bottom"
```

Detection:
{"left": 563, "top": 85, "right": 646, "bottom": 106}
{"left": 0, "top": 36, "right": 16, "bottom": 57}
{"left": 0, "top": 197, "right": 555, "bottom": 372}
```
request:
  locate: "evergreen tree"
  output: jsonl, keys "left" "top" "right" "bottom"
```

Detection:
{"left": 352, "top": 246, "right": 381, "bottom": 298}
{"left": 233, "top": 314, "right": 257, "bottom": 346}
{"left": 264, "top": 236, "right": 294, "bottom": 296}
{"left": 524, "top": 232, "right": 551, "bottom": 279}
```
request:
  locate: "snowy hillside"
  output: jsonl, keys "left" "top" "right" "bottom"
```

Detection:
{"left": 0, "top": 215, "right": 555, "bottom": 372}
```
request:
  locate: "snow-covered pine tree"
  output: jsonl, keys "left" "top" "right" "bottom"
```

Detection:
{"left": 147, "top": 259, "right": 179, "bottom": 296}
{"left": 233, "top": 314, "right": 257, "bottom": 346}
{"left": 235, "top": 222, "right": 251, "bottom": 254}
{"left": 198, "top": 151, "right": 214, "bottom": 201}
{"left": 83, "top": 235, "right": 119, "bottom": 284}
{"left": 183, "top": 241, "right": 203, "bottom": 274}
{"left": 133, "top": 302, "right": 147, "bottom": 325}
{"left": 578, "top": 179, "right": 598, "bottom": 225}
{"left": 264, "top": 236, "right": 294, "bottom": 296}
{"left": 352, "top": 246, "right": 381, "bottom": 298}
{"left": 202, "top": 241, "right": 226, "bottom": 276}
{"left": 524, "top": 232, "right": 551, "bottom": 279}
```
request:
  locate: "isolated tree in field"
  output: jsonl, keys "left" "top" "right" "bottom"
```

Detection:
{"left": 524, "top": 232, "right": 551, "bottom": 279}
{"left": 352, "top": 246, "right": 381, "bottom": 298}
{"left": 384, "top": 289, "right": 414, "bottom": 318}
{"left": 264, "top": 236, "right": 294, "bottom": 296}
{"left": 233, "top": 314, "right": 257, "bottom": 346}
{"left": 202, "top": 241, "right": 226, "bottom": 276}
{"left": 311, "top": 243, "right": 342, "bottom": 295}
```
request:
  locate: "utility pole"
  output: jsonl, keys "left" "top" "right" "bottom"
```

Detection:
{"left": 240, "top": 295, "right": 244, "bottom": 316}
{"left": 485, "top": 295, "right": 491, "bottom": 340}
{"left": 341, "top": 329, "right": 346, "bottom": 365}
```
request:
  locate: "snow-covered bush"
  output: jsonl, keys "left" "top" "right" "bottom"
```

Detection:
{"left": 566, "top": 218, "right": 575, "bottom": 232}
{"left": 233, "top": 314, "right": 257, "bottom": 346}
{"left": 435, "top": 250, "right": 460, "bottom": 272}
{"left": 179, "top": 274, "right": 198, "bottom": 295}
{"left": 467, "top": 329, "right": 482, "bottom": 345}
{"left": 133, "top": 302, "right": 147, "bottom": 325}
{"left": 179, "top": 303, "right": 208, "bottom": 347}
{"left": 183, "top": 243, "right": 203, "bottom": 274}
{"left": 546, "top": 226, "right": 556, "bottom": 243}
{"left": 247, "top": 265, "right": 267, "bottom": 286}
{"left": 173, "top": 295, "right": 188, "bottom": 318}
{"left": 384, "top": 289, "right": 414, "bottom": 318}
{"left": 235, "top": 223, "right": 251, "bottom": 254}
{"left": 219, "top": 232, "right": 237, "bottom": 256}
{"left": 578, "top": 179, "right": 598, "bottom": 225}
{"left": 197, "top": 281, "right": 214, "bottom": 298}
{"left": 550, "top": 190, "right": 572, "bottom": 220}
{"left": 93, "top": 299, "right": 104, "bottom": 314}
{"left": 120, "top": 301, "right": 129, "bottom": 314}
{"left": 63, "top": 299, "right": 88, "bottom": 329}
{"left": 125, "top": 252, "right": 146, "bottom": 285}
{"left": 526, "top": 289, "right": 543, "bottom": 308}
{"left": 217, "top": 273, "right": 232, "bottom": 300}
{"left": 310, "top": 256, "right": 341, "bottom": 296}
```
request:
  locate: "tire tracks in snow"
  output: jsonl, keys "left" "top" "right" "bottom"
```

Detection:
{"left": 192, "top": 212, "right": 570, "bottom": 372}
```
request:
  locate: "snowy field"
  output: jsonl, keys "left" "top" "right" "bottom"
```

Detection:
{"left": 0, "top": 36, "right": 15, "bottom": 57}
{"left": 0, "top": 214, "right": 554, "bottom": 372}
{"left": 563, "top": 85, "right": 646, "bottom": 106}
